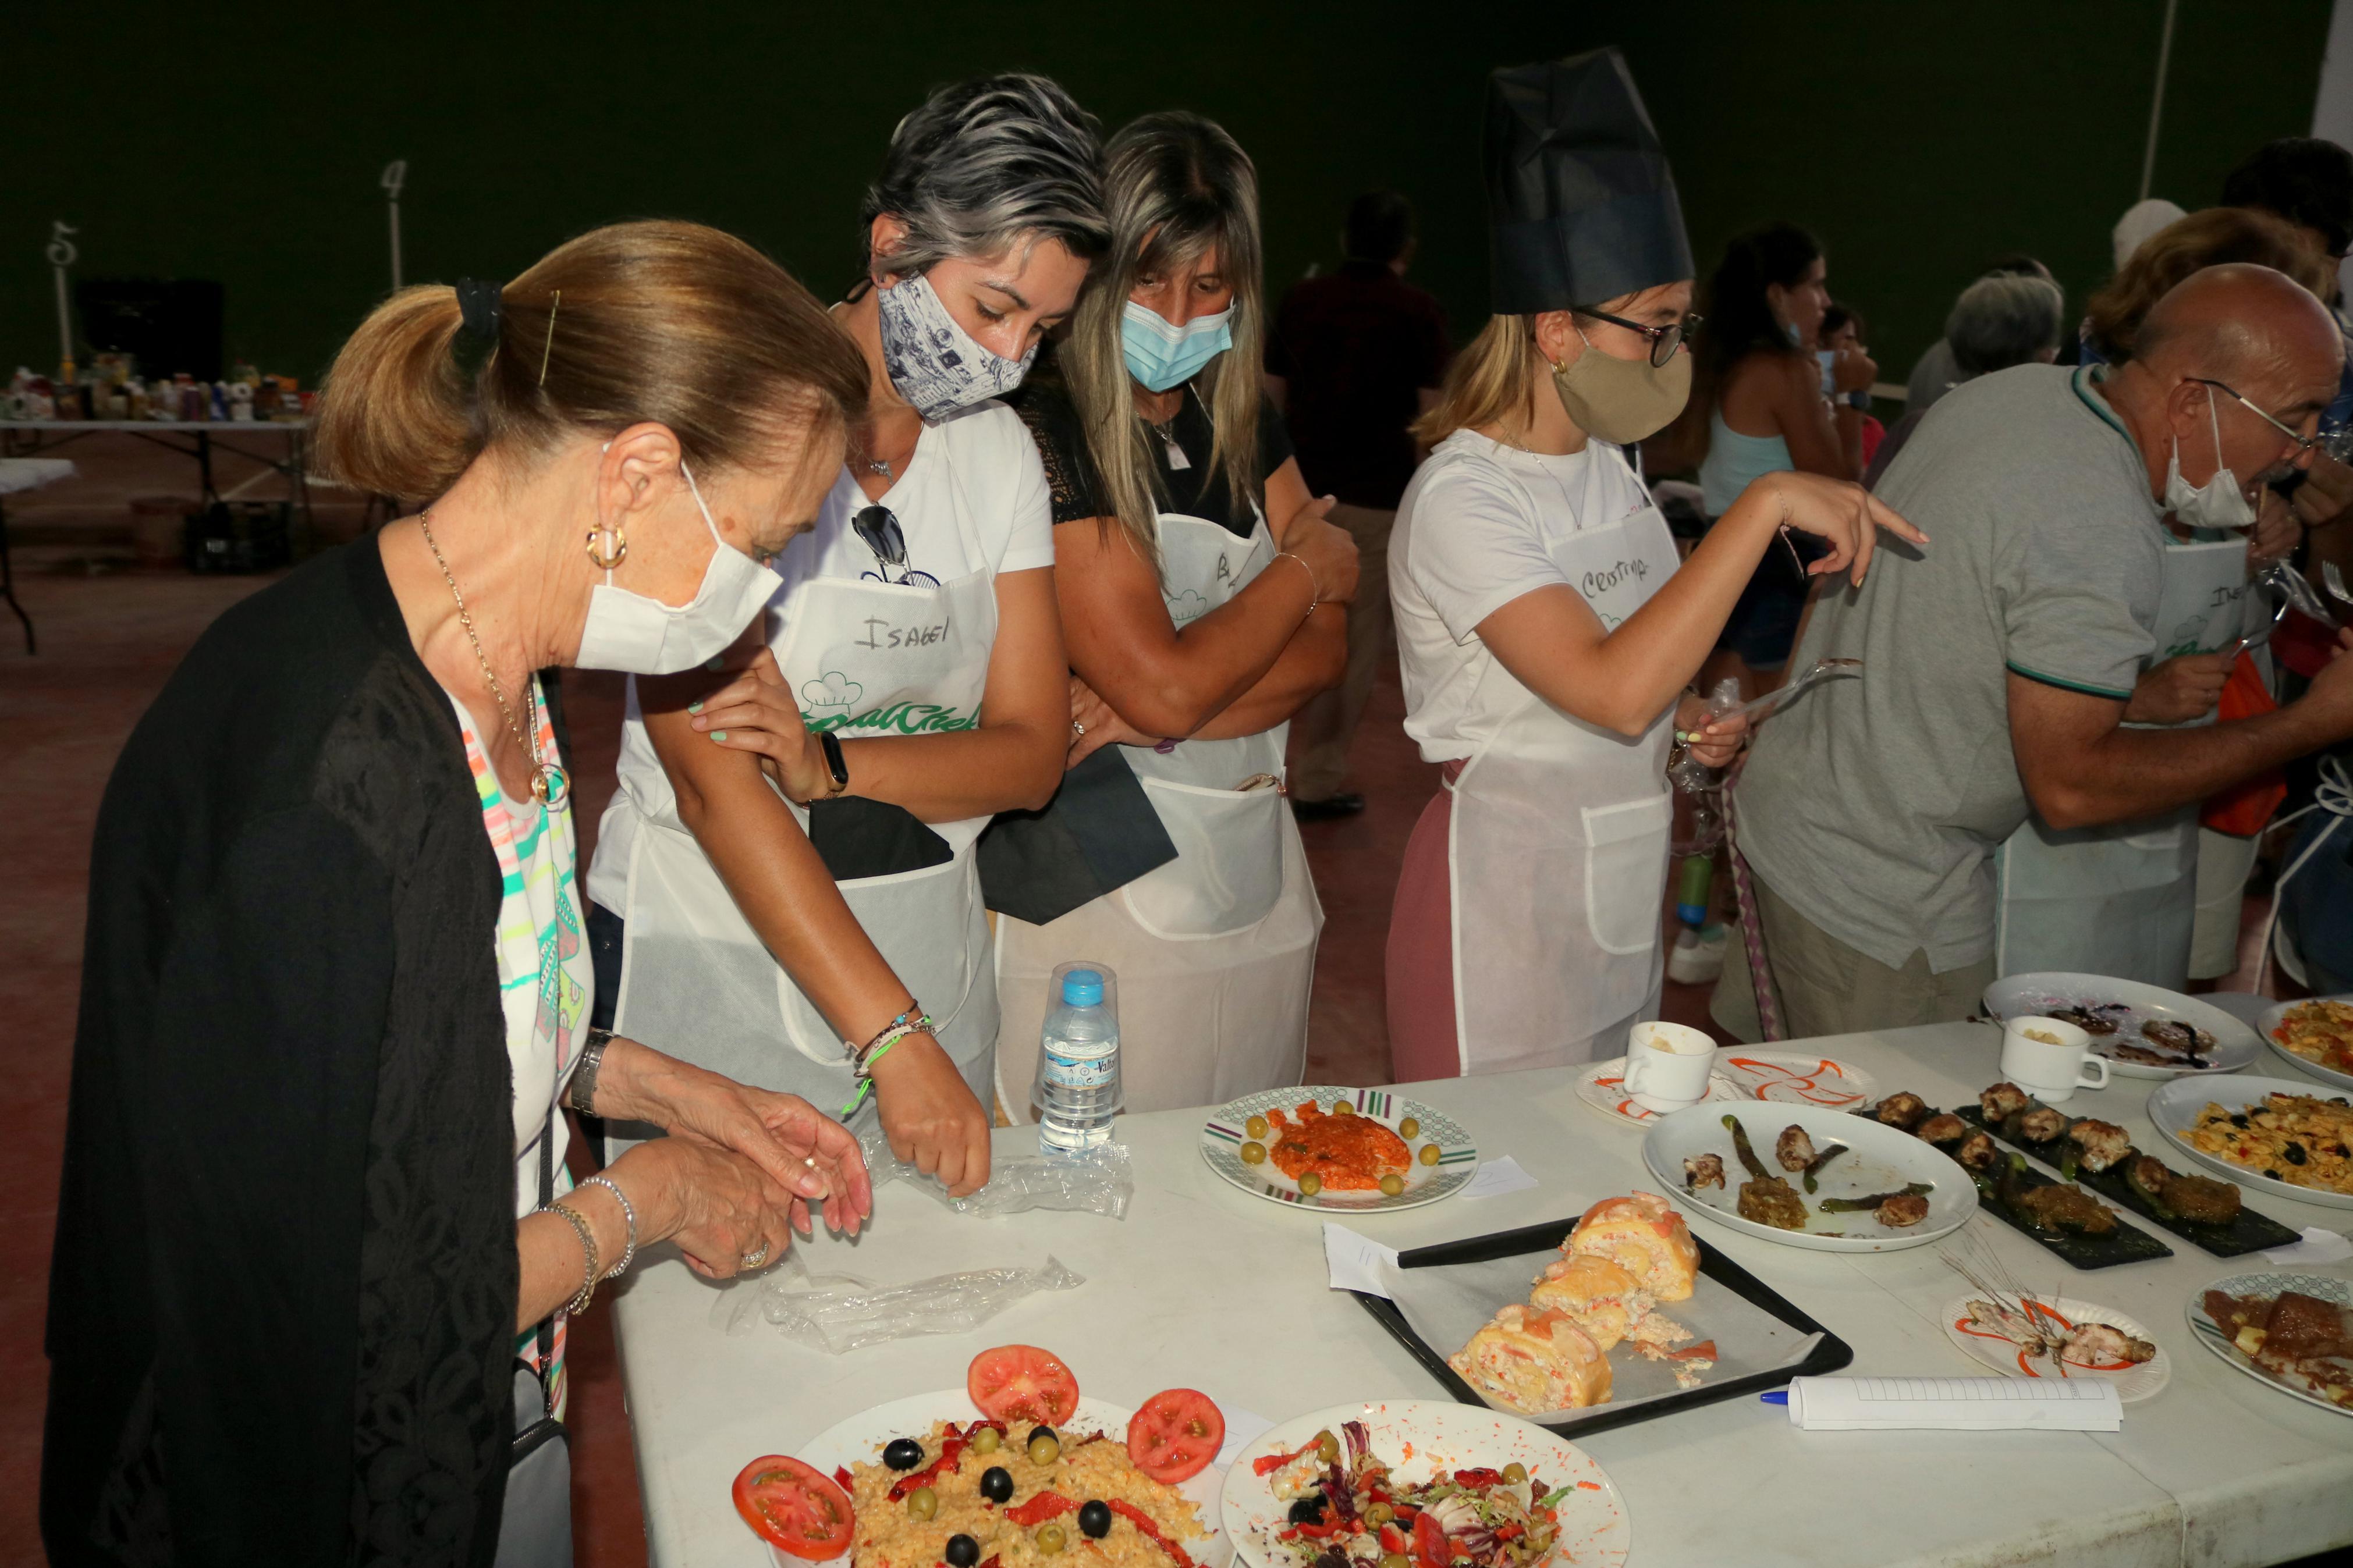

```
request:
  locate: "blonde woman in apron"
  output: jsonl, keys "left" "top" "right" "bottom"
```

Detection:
{"left": 585, "top": 74, "right": 1108, "bottom": 1193}
{"left": 1384, "top": 52, "right": 1921, "bottom": 1078}
{"left": 988, "top": 112, "right": 1364, "bottom": 1116}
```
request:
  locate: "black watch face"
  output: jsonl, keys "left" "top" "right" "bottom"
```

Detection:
{"left": 822, "top": 731, "right": 849, "bottom": 785}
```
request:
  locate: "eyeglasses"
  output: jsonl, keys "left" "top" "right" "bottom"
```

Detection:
{"left": 851, "top": 504, "right": 939, "bottom": 588}
{"left": 1571, "top": 308, "right": 1705, "bottom": 368}
{"left": 2190, "top": 378, "right": 2323, "bottom": 455}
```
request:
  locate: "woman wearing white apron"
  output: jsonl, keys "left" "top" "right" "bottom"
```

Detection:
{"left": 989, "top": 112, "right": 1364, "bottom": 1116}
{"left": 587, "top": 75, "right": 1107, "bottom": 1193}
{"left": 1384, "top": 52, "right": 1921, "bottom": 1078}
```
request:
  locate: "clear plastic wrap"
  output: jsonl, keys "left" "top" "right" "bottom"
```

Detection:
{"left": 721, "top": 1251, "right": 1085, "bottom": 1353}
{"left": 853, "top": 1110, "right": 1136, "bottom": 1219}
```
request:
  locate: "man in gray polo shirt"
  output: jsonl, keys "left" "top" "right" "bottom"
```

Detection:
{"left": 1716, "top": 265, "right": 2353, "bottom": 1039}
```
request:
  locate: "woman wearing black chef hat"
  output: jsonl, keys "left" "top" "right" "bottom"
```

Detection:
{"left": 1384, "top": 49, "right": 1925, "bottom": 1078}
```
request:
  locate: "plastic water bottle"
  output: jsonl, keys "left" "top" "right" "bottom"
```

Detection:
{"left": 1035, "top": 963, "right": 1122, "bottom": 1153}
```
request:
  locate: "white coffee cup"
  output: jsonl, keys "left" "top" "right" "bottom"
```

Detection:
{"left": 1622, "top": 1021, "right": 1716, "bottom": 1112}
{"left": 1999, "top": 1015, "right": 2111, "bottom": 1104}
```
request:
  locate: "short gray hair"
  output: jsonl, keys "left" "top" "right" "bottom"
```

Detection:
{"left": 858, "top": 74, "right": 1109, "bottom": 278}
{"left": 1946, "top": 274, "right": 2065, "bottom": 377}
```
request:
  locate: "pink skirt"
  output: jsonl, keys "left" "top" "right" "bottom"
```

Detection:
{"left": 1385, "top": 765, "right": 1464, "bottom": 1082}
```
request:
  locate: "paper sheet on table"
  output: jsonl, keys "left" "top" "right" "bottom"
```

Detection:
{"left": 2263, "top": 1226, "right": 2353, "bottom": 1267}
{"left": 1781, "top": 1375, "right": 2121, "bottom": 1431}
{"left": 1324, "top": 1224, "right": 1399, "bottom": 1296}
{"left": 1376, "top": 1243, "right": 1822, "bottom": 1425}
{"left": 1463, "top": 1156, "right": 1538, "bottom": 1200}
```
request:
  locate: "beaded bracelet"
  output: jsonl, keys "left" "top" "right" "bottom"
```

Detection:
{"left": 545, "top": 1199, "right": 600, "bottom": 1314}
{"left": 577, "top": 1174, "right": 637, "bottom": 1279}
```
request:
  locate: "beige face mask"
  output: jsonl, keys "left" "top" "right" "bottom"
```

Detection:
{"left": 1550, "top": 325, "right": 1692, "bottom": 443}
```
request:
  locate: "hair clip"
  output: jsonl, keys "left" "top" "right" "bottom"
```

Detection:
{"left": 540, "top": 290, "right": 561, "bottom": 387}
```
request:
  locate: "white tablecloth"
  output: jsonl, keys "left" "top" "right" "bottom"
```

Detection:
{"left": 611, "top": 1021, "right": 2353, "bottom": 1567}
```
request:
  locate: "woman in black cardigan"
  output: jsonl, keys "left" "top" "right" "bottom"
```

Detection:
{"left": 44, "top": 222, "right": 883, "bottom": 1566}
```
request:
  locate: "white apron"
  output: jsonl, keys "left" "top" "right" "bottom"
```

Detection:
{"left": 994, "top": 507, "right": 1322, "bottom": 1119}
{"left": 1444, "top": 453, "right": 1681, "bottom": 1073}
{"left": 1993, "top": 534, "right": 2249, "bottom": 986}
{"left": 608, "top": 487, "right": 1003, "bottom": 1108}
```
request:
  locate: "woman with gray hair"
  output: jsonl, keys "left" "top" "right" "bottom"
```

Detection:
{"left": 1866, "top": 273, "right": 2064, "bottom": 486}
{"left": 588, "top": 74, "right": 1108, "bottom": 1194}
{"left": 991, "top": 111, "right": 1362, "bottom": 1116}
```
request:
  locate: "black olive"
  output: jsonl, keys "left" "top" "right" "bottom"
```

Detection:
{"left": 2265, "top": 1169, "right": 2283, "bottom": 1180}
{"left": 1030, "top": 1425, "right": 1058, "bottom": 1446}
{"left": 883, "top": 1438, "right": 925, "bottom": 1471}
{"left": 1078, "top": 1501, "right": 1113, "bottom": 1539}
{"left": 979, "top": 1467, "right": 1014, "bottom": 1504}
{"left": 2230, "top": 1114, "right": 2251, "bottom": 1128}
{"left": 2285, "top": 1142, "right": 2309, "bottom": 1165}
{"left": 946, "top": 1535, "right": 981, "bottom": 1568}
{"left": 1288, "top": 1497, "right": 1326, "bottom": 1525}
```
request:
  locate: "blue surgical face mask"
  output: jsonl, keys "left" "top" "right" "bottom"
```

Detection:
{"left": 1121, "top": 299, "right": 1234, "bottom": 392}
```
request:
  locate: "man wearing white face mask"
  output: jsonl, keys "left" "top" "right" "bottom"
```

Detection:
{"left": 1720, "top": 264, "right": 2353, "bottom": 1040}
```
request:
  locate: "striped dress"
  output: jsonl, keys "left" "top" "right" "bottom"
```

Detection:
{"left": 449, "top": 678, "right": 592, "bottom": 1416}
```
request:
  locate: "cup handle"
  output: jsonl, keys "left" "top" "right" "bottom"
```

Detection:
{"left": 2078, "top": 1056, "right": 2111, "bottom": 1090}
{"left": 1622, "top": 1051, "right": 1652, "bottom": 1094}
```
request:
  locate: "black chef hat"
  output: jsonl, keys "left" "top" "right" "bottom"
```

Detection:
{"left": 1484, "top": 47, "right": 1694, "bottom": 315}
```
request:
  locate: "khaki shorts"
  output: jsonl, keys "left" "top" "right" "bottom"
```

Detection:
{"left": 1710, "top": 866, "right": 1994, "bottom": 1041}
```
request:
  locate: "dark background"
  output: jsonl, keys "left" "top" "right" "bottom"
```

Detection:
{"left": 4, "top": 1, "right": 2336, "bottom": 388}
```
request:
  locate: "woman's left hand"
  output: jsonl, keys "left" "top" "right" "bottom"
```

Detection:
{"left": 687, "top": 649, "right": 836, "bottom": 803}
{"left": 1676, "top": 692, "right": 1749, "bottom": 768}
{"left": 1067, "top": 675, "right": 1157, "bottom": 767}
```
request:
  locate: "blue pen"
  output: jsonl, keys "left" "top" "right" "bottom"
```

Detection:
{"left": 1759, "top": 1391, "right": 1790, "bottom": 1405}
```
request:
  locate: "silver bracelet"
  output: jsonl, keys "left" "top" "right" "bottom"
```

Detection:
{"left": 567, "top": 1027, "right": 613, "bottom": 1115}
{"left": 544, "top": 1200, "right": 599, "bottom": 1314}
{"left": 578, "top": 1174, "right": 637, "bottom": 1278}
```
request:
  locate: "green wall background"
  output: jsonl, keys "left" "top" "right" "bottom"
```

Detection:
{"left": 5, "top": 1, "right": 2336, "bottom": 392}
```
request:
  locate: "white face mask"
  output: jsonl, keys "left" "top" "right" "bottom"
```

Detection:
{"left": 573, "top": 460, "right": 779, "bottom": 674}
{"left": 2162, "top": 389, "right": 2257, "bottom": 531}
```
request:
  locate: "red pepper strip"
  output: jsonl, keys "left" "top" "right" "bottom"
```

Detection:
{"left": 1412, "top": 1510, "right": 1450, "bottom": 1568}
{"left": 1007, "top": 1493, "right": 1078, "bottom": 1528}
{"left": 890, "top": 1425, "right": 970, "bottom": 1501}
{"left": 834, "top": 1466, "right": 855, "bottom": 1492}
{"left": 1493, "top": 1524, "right": 1524, "bottom": 1543}
{"left": 1378, "top": 1524, "right": 1408, "bottom": 1554}
{"left": 1251, "top": 1441, "right": 1319, "bottom": 1477}
{"left": 1109, "top": 1501, "right": 1197, "bottom": 1568}
{"left": 1453, "top": 1468, "right": 1503, "bottom": 1488}
{"left": 980, "top": 1558, "right": 1000, "bottom": 1568}
{"left": 1668, "top": 1341, "right": 1719, "bottom": 1361}
{"left": 1291, "top": 1522, "right": 1346, "bottom": 1539}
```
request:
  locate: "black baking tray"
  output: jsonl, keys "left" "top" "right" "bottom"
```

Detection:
{"left": 1957, "top": 1105, "right": 2299, "bottom": 1257}
{"left": 1346, "top": 1215, "right": 1853, "bottom": 1439}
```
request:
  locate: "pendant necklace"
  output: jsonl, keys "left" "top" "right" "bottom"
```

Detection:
{"left": 418, "top": 510, "right": 569, "bottom": 808}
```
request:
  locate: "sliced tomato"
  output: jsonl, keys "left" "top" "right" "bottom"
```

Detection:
{"left": 1411, "top": 1508, "right": 1450, "bottom": 1568}
{"left": 733, "top": 1455, "right": 856, "bottom": 1559}
{"left": 967, "top": 1344, "right": 1080, "bottom": 1427}
{"left": 1126, "top": 1388, "right": 1224, "bottom": 1484}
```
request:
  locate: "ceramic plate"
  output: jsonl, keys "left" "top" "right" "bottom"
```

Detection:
{"left": 2259, "top": 994, "right": 2353, "bottom": 1093}
{"left": 1575, "top": 1051, "right": 1876, "bottom": 1127}
{"left": 1642, "top": 1102, "right": 1974, "bottom": 1252}
{"left": 779, "top": 1391, "right": 1234, "bottom": 1568}
{"left": 1200, "top": 1087, "right": 1477, "bottom": 1211}
{"left": 1938, "top": 1293, "right": 2171, "bottom": 1402}
{"left": 2185, "top": 1271, "right": 2353, "bottom": 1418}
{"left": 1219, "top": 1399, "right": 1628, "bottom": 1568}
{"left": 1983, "top": 972, "right": 2263, "bottom": 1078}
{"left": 2146, "top": 1073, "right": 2353, "bottom": 1213}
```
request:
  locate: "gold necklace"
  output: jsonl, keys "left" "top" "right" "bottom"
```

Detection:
{"left": 417, "top": 510, "right": 569, "bottom": 808}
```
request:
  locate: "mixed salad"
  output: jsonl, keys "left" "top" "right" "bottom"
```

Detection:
{"left": 1256, "top": 1420, "right": 1571, "bottom": 1568}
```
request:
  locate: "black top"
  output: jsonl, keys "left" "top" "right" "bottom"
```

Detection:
{"left": 1266, "top": 261, "right": 1453, "bottom": 509}
{"left": 44, "top": 535, "right": 520, "bottom": 1567}
{"left": 1009, "top": 369, "right": 1294, "bottom": 540}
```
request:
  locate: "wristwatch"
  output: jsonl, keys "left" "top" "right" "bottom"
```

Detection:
{"left": 817, "top": 731, "right": 850, "bottom": 798}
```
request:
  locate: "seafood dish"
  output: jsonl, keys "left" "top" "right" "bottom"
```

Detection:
{"left": 1871, "top": 1091, "right": 1928, "bottom": 1130}
{"left": 2267, "top": 998, "right": 2353, "bottom": 1078}
{"left": 1985, "top": 975, "right": 2263, "bottom": 1076}
{"left": 1561, "top": 1193, "right": 1701, "bottom": 1301}
{"left": 1254, "top": 1417, "right": 1573, "bottom": 1568}
{"left": 743, "top": 1347, "right": 1221, "bottom": 1566}
{"left": 1202, "top": 1088, "right": 1477, "bottom": 1211}
{"left": 2184, "top": 1091, "right": 2353, "bottom": 1197}
{"left": 1647, "top": 1103, "right": 1972, "bottom": 1251}
{"left": 1450, "top": 1305, "right": 1614, "bottom": 1412}
{"left": 1261, "top": 1101, "right": 1415, "bottom": 1193}
{"left": 2195, "top": 1279, "right": 2353, "bottom": 1411}
{"left": 1937, "top": 1232, "right": 2169, "bottom": 1400}
{"left": 1725, "top": 1114, "right": 1927, "bottom": 1231}
{"left": 2021, "top": 999, "right": 2220, "bottom": 1066}
{"left": 1681, "top": 1153, "right": 1724, "bottom": 1190}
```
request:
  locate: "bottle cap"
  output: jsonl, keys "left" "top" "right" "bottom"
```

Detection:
{"left": 1061, "top": 968, "right": 1105, "bottom": 1006}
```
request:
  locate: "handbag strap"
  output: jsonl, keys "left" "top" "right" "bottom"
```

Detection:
{"left": 530, "top": 1094, "right": 557, "bottom": 1419}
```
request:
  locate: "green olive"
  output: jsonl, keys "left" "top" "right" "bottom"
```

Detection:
{"left": 971, "top": 1426, "right": 1002, "bottom": 1455}
{"left": 1502, "top": 1462, "right": 1527, "bottom": 1485}
{"left": 1418, "top": 1143, "right": 1442, "bottom": 1167}
{"left": 1314, "top": 1430, "right": 1340, "bottom": 1463}
{"left": 1245, "top": 1114, "right": 1270, "bottom": 1139}
{"left": 1240, "top": 1141, "right": 1268, "bottom": 1165}
{"left": 1037, "top": 1525, "right": 1069, "bottom": 1555}
{"left": 1384, "top": 1554, "right": 1412, "bottom": 1568}
{"left": 1379, "top": 1174, "right": 1406, "bottom": 1197}
{"left": 907, "top": 1487, "right": 939, "bottom": 1521}
{"left": 1028, "top": 1432, "right": 1062, "bottom": 1467}
{"left": 1364, "top": 1503, "right": 1395, "bottom": 1527}
{"left": 1330, "top": 1100, "right": 1353, "bottom": 1117}
{"left": 1298, "top": 1173, "right": 1323, "bottom": 1197}
{"left": 1397, "top": 1116, "right": 1421, "bottom": 1139}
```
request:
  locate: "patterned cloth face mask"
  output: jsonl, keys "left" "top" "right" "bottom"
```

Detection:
{"left": 874, "top": 272, "right": 1038, "bottom": 421}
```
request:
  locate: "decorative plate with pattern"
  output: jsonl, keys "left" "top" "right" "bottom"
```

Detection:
{"left": 2186, "top": 1271, "right": 2353, "bottom": 1418}
{"left": 1199, "top": 1086, "right": 1477, "bottom": 1211}
{"left": 1575, "top": 1051, "right": 1877, "bottom": 1126}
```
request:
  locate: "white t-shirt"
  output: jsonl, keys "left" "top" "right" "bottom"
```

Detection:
{"left": 588, "top": 399, "right": 1052, "bottom": 910}
{"left": 1389, "top": 429, "right": 1653, "bottom": 762}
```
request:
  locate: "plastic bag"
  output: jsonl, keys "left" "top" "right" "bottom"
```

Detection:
{"left": 721, "top": 1251, "right": 1085, "bottom": 1353}
{"left": 852, "top": 1107, "right": 1135, "bottom": 1219}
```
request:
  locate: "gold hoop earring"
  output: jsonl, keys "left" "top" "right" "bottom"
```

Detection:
{"left": 584, "top": 527, "right": 628, "bottom": 570}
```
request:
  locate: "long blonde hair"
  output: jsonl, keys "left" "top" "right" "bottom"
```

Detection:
{"left": 1062, "top": 112, "right": 1265, "bottom": 571}
{"left": 1412, "top": 313, "right": 1539, "bottom": 447}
